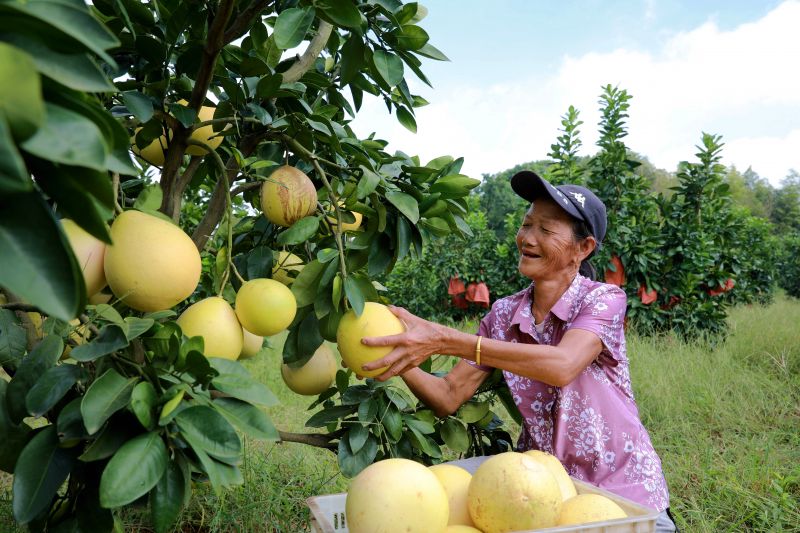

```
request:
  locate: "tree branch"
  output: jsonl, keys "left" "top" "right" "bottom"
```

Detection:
{"left": 278, "top": 430, "right": 339, "bottom": 452}
{"left": 231, "top": 181, "right": 261, "bottom": 196}
{"left": 281, "top": 22, "right": 334, "bottom": 84}
{"left": 223, "top": 0, "right": 273, "bottom": 43}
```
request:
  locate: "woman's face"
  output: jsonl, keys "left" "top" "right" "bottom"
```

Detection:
{"left": 516, "top": 198, "right": 583, "bottom": 281}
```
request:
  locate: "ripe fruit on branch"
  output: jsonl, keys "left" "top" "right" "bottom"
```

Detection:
{"left": 336, "top": 302, "right": 405, "bottom": 378}
{"left": 260, "top": 166, "right": 317, "bottom": 227}
{"left": 235, "top": 278, "right": 297, "bottom": 337}
{"left": 325, "top": 202, "right": 363, "bottom": 232}
{"left": 61, "top": 219, "right": 107, "bottom": 298}
{"left": 239, "top": 327, "right": 263, "bottom": 359}
{"left": 272, "top": 250, "right": 304, "bottom": 285}
{"left": 281, "top": 344, "right": 337, "bottom": 395}
{"left": 346, "top": 458, "right": 449, "bottom": 533}
{"left": 104, "top": 210, "right": 201, "bottom": 312}
{"left": 177, "top": 296, "right": 243, "bottom": 360}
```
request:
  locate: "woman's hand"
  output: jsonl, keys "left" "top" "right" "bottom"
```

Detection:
{"left": 360, "top": 306, "right": 450, "bottom": 381}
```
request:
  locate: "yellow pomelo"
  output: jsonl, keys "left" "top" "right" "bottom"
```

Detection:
{"left": 131, "top": 128, "right": 168, "bottom": 166}
{"left": 557, "top": 494, "right": 626, "bottom": 526}
{"left": 235, "top": 278, "right": 297, "bottom": 336}
{"left": 336, "top": 302, "right": 405, "bottom": 378}
{"left": 62, "top": 318, "right": 90, "bottom": 359}
{"left": 326, "top": 203, "right": 363, "bottom": 232}
{"left": 177, "top": 296, "right": 242, "bottom": 360}
{"left": 445, "top": 526, "right": 483, "bottom": 533}
{"left": 26, "top": 312, "right": 43, "bottom": 338}
{"left": 429, "top": 464, "right": 475, "bottom": 527}
{"left": 104, "top": 210, "right": 201, "bottom": 312}
{"left": 178, "top": 99, "right": 224, "bottom": 155}
{"left": 468, "top": 452, "right": 562, "bottom": 533}
{"left": 61, "top": 219, "right": 107, "bottom": 298}
{"left": 523, "top": 450, "right": 577, "bottom": 502}
{"left": 346, "top": 458, "right": 449, "bottom": 533}
{"left": 260, "top": 166, "right": 317, "bottom": 227}
{"left": 239, "top": 327, "right": 264, "bottom": 359}
{"left": 281, "top": 344, "right": 337, "bottom": 395}
{"left": 272, "top": 250, "right": 304, "bottom": 285}
{"left": 89, "top": 291, "right": 113, "bottom": 305}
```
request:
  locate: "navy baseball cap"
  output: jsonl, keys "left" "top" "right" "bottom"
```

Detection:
{"left": 510, "top": 170, "right": 607, "bottom": 247}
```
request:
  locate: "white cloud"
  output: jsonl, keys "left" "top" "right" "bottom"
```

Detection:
{"left": 350, "top": 1, "right": 800, "bottom": 184}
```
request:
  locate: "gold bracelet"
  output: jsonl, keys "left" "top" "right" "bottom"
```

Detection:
{"left": 475, "top": 335, "right": 482, "bottom": 366}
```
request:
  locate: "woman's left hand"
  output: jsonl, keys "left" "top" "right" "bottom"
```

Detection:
{"left": 360, "top": 306, "right": 449, "bottom": 381}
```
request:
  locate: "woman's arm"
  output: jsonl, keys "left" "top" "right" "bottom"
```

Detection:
{"left": 362, "top": 306, "right": 603, "bottom": 387}
{"left": 401, "top": 361, "right": 491, "bottom": 417}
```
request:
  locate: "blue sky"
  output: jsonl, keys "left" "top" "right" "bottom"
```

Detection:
{"left": 350, "top": 1, "right": 799, "bottom": 184}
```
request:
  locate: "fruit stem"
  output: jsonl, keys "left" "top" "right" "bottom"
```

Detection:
{"left": 231, "top": 260, "right": 246, "bottom": 284}
{"left": 111, "top": 173, "right": 124, "bottom": 215}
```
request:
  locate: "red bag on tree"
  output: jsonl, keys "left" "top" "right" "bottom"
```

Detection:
{"left": 604, "top": 255, "right": 626, "bottom": 287}
{"left": 465, "top": 282, "right": 490, "bottom": 308}
{"left": 708, "top": 278, "right": 735, "bottom": 297}
{"left": 447, "top": 276, "right": 466, "bottom": 295}
{"left": 638, "top": 285, "right": 657, "bottom": 305}
{"left": 451, "top": 293, "right": 469, "bottom": 309}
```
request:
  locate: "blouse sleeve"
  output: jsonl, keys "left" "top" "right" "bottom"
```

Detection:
{"left": 568, "top": 285, "right": 627, "bottom": 366}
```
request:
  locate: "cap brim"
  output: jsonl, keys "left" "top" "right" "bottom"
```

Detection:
{"left": 510, "top": 170, "right": 585, "bottom": 222}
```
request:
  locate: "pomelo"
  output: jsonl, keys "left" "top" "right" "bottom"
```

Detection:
{"left": 260, "top": 166, "right": 317, "bottom": 227}
{"left": 336, "top": 302, "right": 405, "bottom": 378}
{"left": 104, "top": 210, "right": 201, "bottom": 312}
{"left": 346, "top": 458, "right": 449, "bottom": 533}
{"left": 429, "top": 464, "right": 475, "bottom": 527}
{"left": 557, "top": 494, "right": 626, "bottom": 526}
{"left": 239, "top": 327, "right": 264, "bottom": 359}
{"left": 61, "top": 219, "right": 107, "bottom": 298}
{"left": 281, "top": 344, "right": 337, "bottom": 395}
{"left": 235, "top": 278, "right": 297, "bottom": 336}
{"left": 177, "top": 296, "right": 243, "bottom": 360}
{"left": 523, "top": 450, "right": 577, "bottom": 502}
{"left": 272, "top": 250, "right": 303, "bottom": 285}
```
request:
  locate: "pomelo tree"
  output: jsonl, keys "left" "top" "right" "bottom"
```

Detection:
{"left": 0, "top": 1, "right": 491, "bottom": 530}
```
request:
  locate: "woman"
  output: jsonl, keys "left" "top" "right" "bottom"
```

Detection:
{"left": 361, "top": 170, "right": 677, "bottom": 531}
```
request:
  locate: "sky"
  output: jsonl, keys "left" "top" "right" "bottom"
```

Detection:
{"left": 349, "top": 0, "right": 800, "bottom": 185}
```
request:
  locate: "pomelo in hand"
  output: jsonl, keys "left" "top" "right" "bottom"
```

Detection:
{"left": 235, "top": 278, "right": 297, "bottom": 336}
{"left": 557, "top": 494, "right": 626, "bottom": 526}
{"left": 468, "top": 452, "right": 562, "bottom": 533}
{"left": 336, "top": 302, "right": 405, "bottom": 378}
{"left": 177, "top": 297, "right": 243, "bottom": 360}
{"left": 281, "top": 344, "right": 337, "bottom": 395}
{"left": 346, "top": 458, "right": 449, "bottom": 533}
{"left": 104, "top": 210, "right": 201, "bottom": 312}
{"left": 429, "top": 464, "right": 475, "bottom": 527}
{"left": 260, "top": 165, "right": 317, "bottom": 227}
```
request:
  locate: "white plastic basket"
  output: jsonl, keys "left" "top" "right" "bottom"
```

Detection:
{"left": 307, "top": 456, "right": 659, "bottom": 533}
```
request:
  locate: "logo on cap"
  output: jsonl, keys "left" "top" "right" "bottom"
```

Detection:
{"left": 569, "top": 192, "right": 586, "bottom": 208}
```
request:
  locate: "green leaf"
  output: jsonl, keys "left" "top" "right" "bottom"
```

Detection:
{"left": 291, "top": 259, "right": 326, "bottom": 307}
{"left": 99, "top": 431, "right": 168, "bottom": 508}
{"left": 133, "top": 184, "right": 162, "bottom": 212}
{"left": 381, "top": 404, "right": 403, "bottom": 441}
{"left": 256, "top": 73, "right": 283, "bottom": 99}
{"left": 0, "top": 118, "right": 33, "bottom": 194}
{"left": 457, "top": 401, "right": 490, "bottom": 424}
{"left": 0, "top": 43, "right": 45, "bottom": 141}
{"left": 371, "top": 50, "right": 404, "bottom": 87}
{"left": 209, "top": 358, "right": 278, "bottom": 407}
{"left": 357, "top": 398, "right": 378, "bottom": 423}
{"left": 6, "top": 335, "right": 64, "bottom": 423}
{"left": 344, "top": 276, "right": 365, "bottom": 316}
{"left": 386, "top": 191, "right": 420, "bottom": 223}
{"left": 246, "top": 245, "right": 274, "bottom": 280}
{"left": 394, "top": 25, "right": 429, "bottom": 50}
{"left": 21, "top": 103, "right": 108, "bottom": 170}
{"left": 124, "top": 317, "right": 155, "bottom": 340}
{"left": 130, "top": 381, "right": 157, "bottom": 430}
{"left": 0, "top": 380, "right": 32, "bottom": 473}
{"left": 395, "top": 106, "right": 417, "bottom": 133}
{"left": 414, "top": 42, "right": 449, "bottom": 61}
{"left": 0, "top": 309, "right": 27, "bottom": 367}
{"left": 70, "top": 324, "right": 129, "bottom": 361}
{"left": 356, "top": 166, "right": 380, "bottom": 199}
{"left": 150, "top": 460, "right": 185, "bottom": 533}
{"left": 440, "top": 418, "right": 469, "bottom": 452}
{"left": 175, "top": 406, "right": 241, "bottom": 464}
{"left": 339, "top": 33, "right": 364, "bottom": 85}
{"left": 316, "top": 0, "right": 363, "bottom": 28}
{"left": 348, "top": 424, "right": 369, "bottom": 454}
{"left": 12, "top": 425, "right": 76, "bottom": 524}
{"left": 56, "top": 397, "right": 87, "bottom": 443}
{"left": 338, "top": 434, "right": 378, "bottom": 478}
{"left": 81, "top": 368, "right": 137, "bottom": 434}
{"left": 305, "top": 404, "right": 357, "bottom": 428}
{"left": 25, "top": 365, "right": 84, "bottom": 417}
{"left": 429, "top": 174, "right": 481, "bottom": 199}
{"left": 78, "top": 416, "right": 134, "bottom": 462}
{"left": 1, "top": 33, "right": 115, "bottom": 92}
{"left": 213, "top": 398, "right": 279, "bottom": 441}
{"left": 0, "top": 191, "right": 85, "bottom": 321}
{"left": 93, "top": 303, "right": 124, "bottom": 326}
{"left": 276, "top": 216, "right": 320, "bottom": 245}
{"left": 122, "top": 91, "right": 155, "bottom": 123}
{"left": 273, "top": 7, "right": 315, "bottom": 49}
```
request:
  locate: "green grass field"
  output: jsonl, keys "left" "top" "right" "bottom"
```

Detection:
{"left": 2, "top": 296, "right": 798, "bottom": 532}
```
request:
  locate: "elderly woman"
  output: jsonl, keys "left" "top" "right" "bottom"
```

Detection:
{"left": 361, "top": 171, "right": 678, "bottom": 532}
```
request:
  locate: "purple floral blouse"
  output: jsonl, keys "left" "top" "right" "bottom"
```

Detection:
{"left": 470, "top": 274, "right": 670, "bottom": 511}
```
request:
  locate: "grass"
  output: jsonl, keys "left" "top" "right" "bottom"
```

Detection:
{"left": 1, "top": 296, "right": 798, "bottom": 532}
